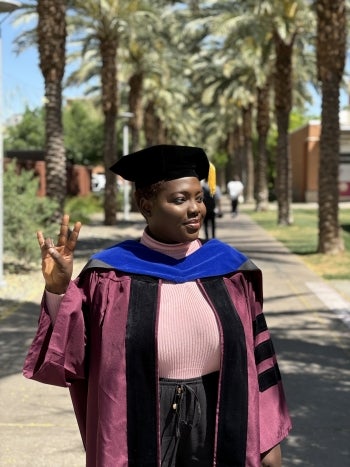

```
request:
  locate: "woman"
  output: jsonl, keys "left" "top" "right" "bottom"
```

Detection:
{"left": 23, "top": 145, "right": 291, "bottom": 467}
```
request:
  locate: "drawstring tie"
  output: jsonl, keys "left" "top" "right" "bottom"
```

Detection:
{"left": 171, "top": 384, "right": 202, "bottom": 438}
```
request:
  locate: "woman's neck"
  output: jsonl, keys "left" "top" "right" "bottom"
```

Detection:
{"left": 140, "top": 229, "right": 201, "bottom": 259}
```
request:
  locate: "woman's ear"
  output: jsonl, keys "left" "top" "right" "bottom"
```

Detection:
{"left": 139, "top": 198, "right": 152, "bottom": 218}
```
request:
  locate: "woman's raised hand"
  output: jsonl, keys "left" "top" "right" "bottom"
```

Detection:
{"left": 37, "top": 214, "right": 82, "bottom": 294}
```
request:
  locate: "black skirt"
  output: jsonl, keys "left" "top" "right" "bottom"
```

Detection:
{"left": 159, "top": 372, "right": 219, "bottom": 467}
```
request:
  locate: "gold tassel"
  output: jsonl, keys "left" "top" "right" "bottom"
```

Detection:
{"left": 208, "top": 162, "right": 216, "bottom": 196}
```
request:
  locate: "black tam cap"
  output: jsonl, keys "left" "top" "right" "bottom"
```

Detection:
{"left": 110, "top": 144, "right": 210, "bottom": 189}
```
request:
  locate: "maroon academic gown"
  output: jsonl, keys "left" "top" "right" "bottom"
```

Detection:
{"left": 23, "top": 239, "right": 291, "bottom": 466}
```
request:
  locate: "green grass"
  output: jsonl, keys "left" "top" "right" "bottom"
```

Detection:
{"left": 243, "top": 205, "right": 350, "bottom": 280}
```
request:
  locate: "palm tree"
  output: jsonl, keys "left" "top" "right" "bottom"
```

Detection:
{"left": 178, "top": 0, "right": 315, "bottom": 210}
{"left": 185, "top": 37, "right": 257, "bottom": 197}
{"left": 176, "top": 2, "right": 257, "bottom": 198}
{"left": 69, "top": 0, "right": 121, "bottom": 224}
{"left": 259, "top": 0, "right": 316, "bottom": 225}
{"left": 138, "top": 7, "right": 205, "bottom": 147}
{"left": 37, "top": 0, "right": 67, "bottom": 217}
{"left": 68, "top": 1, "right": 168, "bottom": 223}
{"left": 222, "top": 0, "right": 313, "bottom": 223}
{"left": 68, "top": 1, "right": 150, "bottom": 224}
{"left": 118, "top": 7, "right": 162, "bottom": 151}
{"left": 316, "top": 0, "right": 346, "bottom": 254}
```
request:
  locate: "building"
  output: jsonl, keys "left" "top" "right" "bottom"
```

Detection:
{"left": 5, "top": 150, "right": 91, "bottom": 197}
{"left": 289, "top": 117, "right": 350, "bottom": 202}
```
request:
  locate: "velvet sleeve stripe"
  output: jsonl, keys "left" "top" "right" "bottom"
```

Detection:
{"left": 253, "top": 313, "right": 268, "bottom": 338}
{"left": 258, "top": 363, "right": 281, "bottom": 392}
{"left": 254, "top": 339, "right": 275, "bottom": 365}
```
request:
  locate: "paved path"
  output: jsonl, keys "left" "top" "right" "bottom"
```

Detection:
{"left": 218, "top": 211, "right": 350, "bottom": 466}
{"left": 0, "top": 204, "right": 349, "bottom": 466}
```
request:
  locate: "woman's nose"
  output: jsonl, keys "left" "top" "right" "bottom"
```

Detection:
{"left": 188, "top": 200, "right": 200, "bottom": 214}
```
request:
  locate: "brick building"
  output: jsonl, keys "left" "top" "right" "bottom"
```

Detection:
{"left": 289, "top": 117, "right": 350, "bottom": 202}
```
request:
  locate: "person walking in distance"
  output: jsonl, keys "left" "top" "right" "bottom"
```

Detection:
{"left": 227, "top": 176, "right": 244, "bottom": 216}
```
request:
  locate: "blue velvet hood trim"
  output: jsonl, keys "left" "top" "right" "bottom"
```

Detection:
{"left": 86, "top": 238, "right": 258, "bottom": 283}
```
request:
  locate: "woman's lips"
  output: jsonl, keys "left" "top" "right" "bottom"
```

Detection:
{"left": 184, "top": 218, "right": 201, "bottom": 230}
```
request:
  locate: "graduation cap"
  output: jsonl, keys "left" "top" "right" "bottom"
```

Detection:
{"left": 110, "top": 145, "right": 215, "bottom": 192}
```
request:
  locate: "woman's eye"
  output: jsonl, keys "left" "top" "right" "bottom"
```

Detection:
{"left": 174, "top": 197, "right": 186, "bottom": 204}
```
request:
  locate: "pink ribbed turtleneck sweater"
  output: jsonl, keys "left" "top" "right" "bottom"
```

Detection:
{"left": 141, "top": 230, "right": 220, "bottom": 379}
{"left": 46, "top": 231, "right": 221, "bottom": 380}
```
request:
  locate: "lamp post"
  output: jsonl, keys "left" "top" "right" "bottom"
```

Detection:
{"left": 119, "top": 112, "right": 133, "bottom": 221}
{"left": 0, "top": 0, "right": 21, "bottom": 286}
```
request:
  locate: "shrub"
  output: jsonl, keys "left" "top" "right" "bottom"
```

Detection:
{"left": 3, "top": 160, "right": 58, "bottom": 271}
{"left": 64, "top": 193, "right": 103, "bottom": 224}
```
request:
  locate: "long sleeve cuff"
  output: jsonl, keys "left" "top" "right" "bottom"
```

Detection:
{"left": 45, "top": 290, "right": 64, "bottom": 324}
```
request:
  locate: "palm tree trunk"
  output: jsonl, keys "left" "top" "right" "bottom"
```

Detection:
{"left": 255, "top": 83, "right": 270, "bottom": 211}
{"left": 242, "top": 104, "right": 254, "bottom": 203}
{"left": 128, "top": 72, "right": 143, "bottom": 152}
{"left": 274, "top": 32, "right": 294, "bottom": 225}
{"left": 318, "top": 80, "right": 344, "bottom": 253}
{"left": 275, "top": 110, "right": 292, "bottom": 224}
{"left": 100, "top": 39, "right": 118, "bottom": 225}
{"left": 225, "top": 130, "right": 235, "bottom": 182}
{"left": 234, "top": 125, "right": 243, "bottom": 179}
{"left": 37, "top": 0, "right": 66, "bottom": 219}
{"left": 316, "top": 0, "right": 346, "bottom": 254}
{"left": 144, "top": 101, "right": 167, "bottom": 145}
{"left": 144, "top": 101, "right": 157, "bottom": 146}
{"left": 45, "top": 81, "right": 66, "bottom": 213}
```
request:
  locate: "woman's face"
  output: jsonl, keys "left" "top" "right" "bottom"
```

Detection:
{"left": 140, "top": 177, "right": 206, "bottom": 244}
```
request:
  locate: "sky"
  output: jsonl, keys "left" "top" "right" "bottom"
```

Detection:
{"left": 1, "top": 15, "right": 349, "bottom": 125}
{"left": 2, "top": 19, "right": 43, "bottom": 121}
{"left": 1, "top": 17, "right": 84, "bottom": 123}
